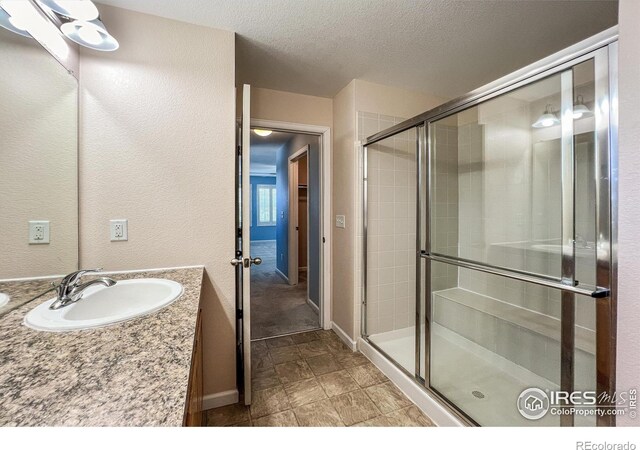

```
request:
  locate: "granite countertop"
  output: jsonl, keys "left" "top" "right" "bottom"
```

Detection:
{"left": 0, "top": 266, "right": 204, "bottom": 426}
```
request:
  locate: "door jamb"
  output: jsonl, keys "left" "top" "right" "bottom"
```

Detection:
{"left": 288, "top": 145, "right": 310, "bottom": 287}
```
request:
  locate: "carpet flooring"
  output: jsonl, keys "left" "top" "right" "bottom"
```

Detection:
{"left": 250, "top": 241, "right": 319, "bottom": 340}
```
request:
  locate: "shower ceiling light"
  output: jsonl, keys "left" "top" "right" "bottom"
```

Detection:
{"left": 61, "top": 19, "right": 119, "bottom": 51}
{"left": 0, "top": 7, "right": 32, "bottom": 38}
{"left": 573, "top": 95, "right": 593, "bottom": 120}
{"left": 253, "top": 129, "right": 273, "bottom": 137}
{"left": 532, "top": 104, "right": 560, "bottom": 128}
{"left": 37, "top": 0, "right": 99, "bottom": 21}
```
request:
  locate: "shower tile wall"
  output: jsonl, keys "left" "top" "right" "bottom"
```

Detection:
{"left": 360, "top": 112, "right": 416, "bottom": 335}
{"left": 431, "top": 123, "right": 459, "bottom": 292}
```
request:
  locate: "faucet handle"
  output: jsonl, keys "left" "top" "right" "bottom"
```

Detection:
{"left": 61, "top": 268, "right": 103, "bottom": 287}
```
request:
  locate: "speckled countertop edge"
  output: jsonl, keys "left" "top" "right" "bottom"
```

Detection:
{"left": 0, "top": 266, "right": 204, "bottom": 427}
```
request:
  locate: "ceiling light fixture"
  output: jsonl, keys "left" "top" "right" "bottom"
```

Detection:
{"left": 573, "top": 95, "right": 593, "bottom": 120}
{"left": 1, "top": 0, "right": 68, "bottom": 58}
{"left": 253, "top": 129, "right": 273, "bottom": 137}
{"left": 0, "top": 7, "right": 32, "bottom": 38}
{"left": 37, "top": 0, "right": 99, "bottom": 21}
{"left": 532, "top": 104, "right": 560, "bottom": 128}
{"left": 61, "top": 19, "right": 119, "bottom": 51}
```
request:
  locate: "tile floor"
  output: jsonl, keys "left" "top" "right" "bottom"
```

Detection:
{"left": 205, "top": 330, "right": 435, "bottom": 427}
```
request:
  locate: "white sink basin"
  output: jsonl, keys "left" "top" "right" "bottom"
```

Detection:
{"left": 24, "top": 278, "right": 183, "bottom": 332}
{"left": 0, "top": 293, "right": 9, "bottom": 307}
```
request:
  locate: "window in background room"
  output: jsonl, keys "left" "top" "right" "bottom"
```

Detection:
{"left": 257, "top": 185, "right": 277, "bottom": 226}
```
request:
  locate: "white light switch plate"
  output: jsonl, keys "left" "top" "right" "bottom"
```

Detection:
{"left": 29, "top": 220, "right": 50, "bottom": 244}
{"left": 110, "top": 219, "right": 128, "bottom": 241}
{"left": 335, "top": 215, "right": 346, "bottom": 229}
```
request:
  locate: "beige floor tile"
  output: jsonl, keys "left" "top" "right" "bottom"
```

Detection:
{"left": 324, "top": 338, "right": 351, "bottom": 355}
{"left": 266, "top": 335, "right": 295, "bottom": 349}
{"left": 228, "top": 421, "right": 252, "bottom": 427}
{"left": 352, "top": 416, "right": 395, "bottom": 427}
{"left": 316, "top": 330, "right": 337, "bottom": 340}
{"left": 252, "top": 366, "right": 277, "bottom": 380}
{"left": 252, "top": 340, "right": 268, "bottom": 353}
{"left": 291, "top": 331, "right": 320, "bottom": 344}
{"left": 365, "top": 382, "right": 412, "bottom": 414}
{"left": 252, "top": 352, "right": 274, "bottom": 373}
{"left": 293, "top": 399, "right": 344, "bottom": 426}
{"left": 269, "top": 345, "right": 302, "bottom": 364}
{"left": 297, "top": 340, "right": 331, "bottom": 358}
{"left": 253, "top": 410, "right": 299, "bottom": 427}
{"left": 252, "top": 374, "right": 282, "bottom": 391}
{"left": 386, "top": 405, "right": 434, "bottom": 427}
{"left": 249, "top": 385, "right": 291, "bottom": 418}
{"left": 346, "top": 363, "right": 388, "bottom": 388}
{"left": 306, "top": 353, "right": 342, "bottom": 376}
{"left": 331, "top": 390, "right": 381, "bottom": 426}
{"left": 274, "top": 359, "right": 314, "bottom": 384}
{"left": 283, "top": 378, "right": 328, "bottom": 408}
{"left": 316, "top": 370, "right": 360, "bottom": 397}
{"left": 334, "top": 351, "right": 369, "bottom": 368}
{"left": 206, "top": 403, "right": 250, "bottom": 426}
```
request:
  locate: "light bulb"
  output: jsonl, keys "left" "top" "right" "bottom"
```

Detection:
{"left": 541, "top": 118, "right": 555, "bottom": 127}
{"left": 78, "top": 24, "right": 102, "bottom": 45}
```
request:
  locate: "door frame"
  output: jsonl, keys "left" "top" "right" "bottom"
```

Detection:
{"left": 288, "top": 144, "right": 309, "bottom": 287}
{"left": 251, "top": 119, "right": 332, "bottom": 330}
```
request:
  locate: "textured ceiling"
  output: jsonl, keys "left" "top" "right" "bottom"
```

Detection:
{"left": 97, "top": 0, "right": 618, "bottom": 99}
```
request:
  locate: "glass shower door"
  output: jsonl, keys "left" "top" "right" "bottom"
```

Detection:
{"left": 423, "top": 56, "right": 608, "bottom": 426}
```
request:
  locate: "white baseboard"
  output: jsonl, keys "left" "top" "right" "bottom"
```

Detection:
{"left": 202, "top": 389, "right": 239, "bottom": 411}
{"left": 307, "top": 298, "right": 319, "bottom": 313}
{"left": 275, "top": 268, "right": 289, "bottom": 283}
{"left": 331, "top": 321, "right": 357, "bottom": 351}
{"left": 357, "top": 338, "right": 465, "bottom": 427}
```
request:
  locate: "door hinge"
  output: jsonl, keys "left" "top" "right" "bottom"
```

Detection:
{"left": 237, "top": 309, "right": 243, "bottom": 320}
{"left": 322, "top": 237, "right": 326, "bottom": 243}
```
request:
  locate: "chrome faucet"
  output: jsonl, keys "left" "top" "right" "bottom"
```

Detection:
{"left": 49, "top": 269, "right": 116, "bottom": 310}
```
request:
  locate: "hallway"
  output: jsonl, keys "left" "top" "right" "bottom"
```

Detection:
{"left": 250, "top": 241, "right": 319, "bottom": 339}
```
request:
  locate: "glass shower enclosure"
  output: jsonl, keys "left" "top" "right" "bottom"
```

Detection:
{"left": 362, "top": 30, "right": 618, "bottom": 427}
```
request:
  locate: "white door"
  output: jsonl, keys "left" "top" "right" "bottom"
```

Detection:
{"left": 232, "top": 84, "right": 261, "bottom": 405}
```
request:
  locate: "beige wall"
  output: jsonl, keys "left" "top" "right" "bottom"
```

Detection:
{"left": 79, "top": 5, "right": 236, "bottom": 398}
{"left": 331, "top": 79, "right": 445, "bottom": 340}
{"left": 617, "top": 0, "right": 640, "bottom": 426}
{"left": 249, "top": 87, "right": 332, "bottom": 127}
{"left": 0, "top": 32, "right": 78, "bottom": 279}
{"left": 331, "top": 81, "right": 356, "bottom": 337}
{"left": 354, "top": 80, "right": 445, "bottom": 121}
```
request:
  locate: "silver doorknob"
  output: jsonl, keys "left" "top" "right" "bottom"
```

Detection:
{"left": 230, "top": 258, "right": 243, "bottom": 266}
{"left": 243, "top": 257, "right": 262, "bottom": 267}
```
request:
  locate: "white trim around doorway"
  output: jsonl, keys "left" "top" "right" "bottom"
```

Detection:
{"left": 251, "top": 119, "right": 332, "bottom": 331}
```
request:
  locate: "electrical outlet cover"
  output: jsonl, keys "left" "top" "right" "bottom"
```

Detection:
{"left": 110, "top": 219, "right": 128, "bottom": 241}
{"left": 29, "top": 221, "right": 50, "bottom": 244}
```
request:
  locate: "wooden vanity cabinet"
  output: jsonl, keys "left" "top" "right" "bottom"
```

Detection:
{"left": 184, "top": 308, "right": 203, "bottom": 426}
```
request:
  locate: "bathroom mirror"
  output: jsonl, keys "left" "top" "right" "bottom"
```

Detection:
{"left": 0, "top": 26, "right": 78, "bottom": 310}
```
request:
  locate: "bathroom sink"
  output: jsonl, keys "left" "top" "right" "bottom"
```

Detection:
{"left": 24, "top": 278, "right": 183, "bottom": 332}
{"left": 0, "top": 293, "right": 8, "bottom": 307}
